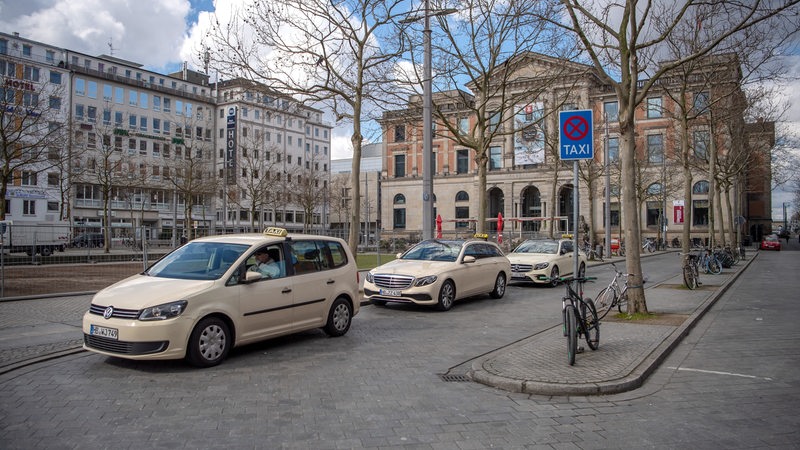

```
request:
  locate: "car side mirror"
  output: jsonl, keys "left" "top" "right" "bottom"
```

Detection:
{"left": 396, "top": 252, "right": 403, "bottom": 259}
{"left": 244, "top": 271, "right": 262, "bottom": 283}
{"left": 462, "top": 255, "right": 476, "bottom": 264}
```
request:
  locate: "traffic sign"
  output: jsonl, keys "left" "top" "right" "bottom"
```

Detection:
{"left": 559, "top": 110, "right": 594, "bottom": 160}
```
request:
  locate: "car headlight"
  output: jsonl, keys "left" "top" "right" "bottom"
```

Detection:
{"left": 414, "top": 275, "right": 438, "bottom": 287}
{"left": 139, "top": 300, "right": 188, "bottom": 321}
{"left": 365, "top": 272, "right": 374, "bottom": 283}
{"left": 534, "top": 262, "right": 550, "bottom": 270}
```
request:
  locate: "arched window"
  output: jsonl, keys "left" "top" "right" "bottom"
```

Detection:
{"left": 693, "top": 180, "right": 709, "bottom": 194}
{"left": 393, "top": 194, "right": 406, "bottom": 229}
{"left": 455, "top": 191, "right": 469, "bottom": 202}
{"left": 647, "top": 182, "right": 663, "bottom": 196}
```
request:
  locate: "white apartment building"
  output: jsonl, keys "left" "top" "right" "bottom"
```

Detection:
{"left": 212, "top": 78, "right": 332, "bottom": 233}
{"left": 0, "top": 32, "right": 69, "bottom": 226}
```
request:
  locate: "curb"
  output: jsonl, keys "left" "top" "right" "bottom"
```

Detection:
{"left": 469, "top": 252, "right": 759, "bottom": 396}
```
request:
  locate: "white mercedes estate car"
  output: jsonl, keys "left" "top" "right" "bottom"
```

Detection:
{"left": 363, "top": 237, "right": 510, "bottom": 311}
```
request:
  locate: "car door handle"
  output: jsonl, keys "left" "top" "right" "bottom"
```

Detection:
{"left": 326, "top": 280, "right": 335, "bottom": 285}
{"left": 281, "top": 288, "right": 292, "bottom": 294}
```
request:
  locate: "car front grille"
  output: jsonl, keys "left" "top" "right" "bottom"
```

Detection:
{"left": 372, "top": 274, "right": 414, "bottom": 289}
{"left": 89, "top": 304, "right": 141, "bottom": 319}
{"left": 84, "top": 334, "right": 168, "bottom": 355}
{"left": 511, "top": 264, "right": 533, "bottom": 272}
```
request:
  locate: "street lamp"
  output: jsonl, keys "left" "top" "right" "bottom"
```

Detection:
{"left": 403, "top": 0, "right": 456, "bottom": 240}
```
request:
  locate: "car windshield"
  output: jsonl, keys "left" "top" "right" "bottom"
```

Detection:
{"left": 145, "top": 242, "right": 250, "bottom": 280}
{"left": 765, "top": 235, "right": 778, "bottom": 242}
{"left": 401, "top": 240, "right": 463, "bottom": 262}
{"left": 513, "top": 240, "right": 558, "bottom": 254}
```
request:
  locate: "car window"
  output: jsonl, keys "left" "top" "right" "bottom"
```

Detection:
{"left": 562, "top": 241, "right": 573, "bottom": 253}
{"left": 319, "top": 241, "right": 348, "bottom": 269}
{"left": 483, "top": 244, "right": 503, "bottom": 257}
{"left": 514, "top": 241, "right": 557, "bottom": 254}
{"left": 145, "top": 242, "right": 249, "bottom": 280}
{"left": 402, "top": 240, "right": 462, "bottom": 262}
{"left": 245, "top": 245, "right": 286, "bottom": 279}
{"left": 290, "top": 240, "right": 322, "bottom": 275}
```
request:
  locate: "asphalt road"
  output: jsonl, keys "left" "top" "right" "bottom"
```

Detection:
{"left": 0, "top": 247, "right": 798, "bottom": 448}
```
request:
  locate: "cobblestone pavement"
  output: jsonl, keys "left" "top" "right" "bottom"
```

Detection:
{"left": 1, "top": 246, "right": 798, "bottom": 448}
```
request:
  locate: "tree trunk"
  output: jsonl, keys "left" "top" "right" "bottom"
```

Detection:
{"left": 620, "top": 121, "right": 647, "bottom": 314}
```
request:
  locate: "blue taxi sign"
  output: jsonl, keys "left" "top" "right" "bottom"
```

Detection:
{"left": 559, "top": 110, "right": 594, "bottom": 160}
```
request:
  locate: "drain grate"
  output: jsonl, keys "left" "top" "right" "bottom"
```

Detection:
{"left": 440, "top": 373, "right": 471, "bottom": 382}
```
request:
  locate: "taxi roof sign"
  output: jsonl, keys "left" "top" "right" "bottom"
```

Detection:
{"left": 263, "top": 227, "right": 288, "bottom": 237}
{"left": 473, "top": 233, "right": 489, "bottom": 240}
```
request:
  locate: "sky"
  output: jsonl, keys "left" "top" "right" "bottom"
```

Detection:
{"left": 0, "top": 0, "right": 798, "bottom": 221}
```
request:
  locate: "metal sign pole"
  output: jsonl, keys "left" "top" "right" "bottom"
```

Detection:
{"left": 573, "top": 161, "right": 580, "bottom": 280}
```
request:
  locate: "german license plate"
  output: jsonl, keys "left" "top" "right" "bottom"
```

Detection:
{"left": 90, "top": 324, "right": 118, "bottom": 340}
{"left": 511, "top": 274, "right": 527, "bottom": 280}
{"left": 380, "top": 289, "right": 402, "bottom": 297}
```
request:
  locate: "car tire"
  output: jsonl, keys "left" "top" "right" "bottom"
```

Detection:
{"left": 577, "top": 263, "right": 585, "bottom": 279}
{"left": 40, "top": 247, "right": 52, "bottom": 257}
{"left": 489, "top": 273, "right": 506, "bottom": 299}
{"left": 437, "top": 280, "right": 456, "bottom": 311}
{"left": 323, "top": 297, "right": 352, "bottom": 337}
{"left": 186, "top": 317, "right": 231, "bottom": 368}
{"left": 549, "top": 266, "right": 560, "bottom": 287}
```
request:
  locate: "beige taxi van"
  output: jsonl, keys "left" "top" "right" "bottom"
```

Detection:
{"left": 83, "top": 228, "right": 359, "bottom": 367}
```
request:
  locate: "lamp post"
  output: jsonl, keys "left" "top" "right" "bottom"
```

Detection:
{"left": 403, "top": 1, "right": 455, "bottom": 240}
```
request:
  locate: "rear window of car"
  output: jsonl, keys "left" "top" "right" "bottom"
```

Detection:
{"left": 289, "top": 239, "right": 350, "bottom": 274}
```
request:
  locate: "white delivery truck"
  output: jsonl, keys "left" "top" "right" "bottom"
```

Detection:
{"left": 0, "top": 221, "right": 69, "bottom": 256}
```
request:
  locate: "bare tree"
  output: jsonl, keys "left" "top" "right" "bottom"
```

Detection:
{"left": 557, "top": 0, "right": 800, "bottom": 313}
{"left": 411, "top": 0, "right": 577, "bottom": 234}
{"left": 163, "top": 119, "right": 217, "bottom": 241}
{"left": 0, "top": 79, "right": 67, "bottom": 219}
{"left": 227, "top": 131, "right": 284, "bottom": 232}
{"left": 202, "top": 0, "right": 409, "bottom": 255}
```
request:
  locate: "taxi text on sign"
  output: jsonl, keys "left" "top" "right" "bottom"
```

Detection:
{"left": 559, "top": 110, "right": 594, "bottom": 160}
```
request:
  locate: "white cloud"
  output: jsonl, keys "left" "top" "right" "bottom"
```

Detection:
{"left": 0, "top": 0, "right": 191, "bottom": 71}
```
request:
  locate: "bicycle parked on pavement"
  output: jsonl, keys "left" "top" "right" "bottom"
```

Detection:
{"left": 557, "top": 276, "right": 599, "bottom": 366}
{"left": 642, "top": 238, "right": 656, "bottom": 253}
{"left": 699, "top": 248, "right": 722, "bottom": 274}
{"left": 681, "top": 252, "right": 701, "bottom": 290}
{"left": 594, "top": 262, "right": 641, "bottom": 319}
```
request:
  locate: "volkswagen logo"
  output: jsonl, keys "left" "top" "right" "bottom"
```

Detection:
{"left": 103, "top": 306, "right": 114, "bottom": 319}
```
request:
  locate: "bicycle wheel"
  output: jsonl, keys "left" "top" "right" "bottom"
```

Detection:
{"left": 594, "top": 287, "right": 617, "bottom": 319}
{"left": 580, "top": 299, "right": 600, "bottom": 351}
{"left": 683, "top": 263, "right": 697, "bottom": 290}
{"left": 708, "top": 257, "right": 722, "bottom": 275}
{"left": 616, "top": 293, "right": 628, "bottom": 314}
{"left": 565, "top": 306, "right": 577, "bottom": 366}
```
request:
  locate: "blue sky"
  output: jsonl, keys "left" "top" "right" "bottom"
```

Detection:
{"left": 0, "top": 0, "right": 797, "bottom": 219}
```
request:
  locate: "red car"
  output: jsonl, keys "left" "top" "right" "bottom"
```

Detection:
{"left": 760, "top": 234, "right": 781, "bottom": 251}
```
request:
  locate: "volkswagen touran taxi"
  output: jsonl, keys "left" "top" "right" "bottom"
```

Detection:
{"left": 83, "top": 228, "right": 359, "bottom": 367}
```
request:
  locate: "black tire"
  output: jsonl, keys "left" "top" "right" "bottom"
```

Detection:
{"left": 581, "top": 299, "right": 600, "bottom": 351}
{"left": 549, "top": 266, "right": 560, "bottom": 288}
{"left": 436, "top": 280, "right": 456, "bottom": 311}
{"left": 577, "top": 263, "right": 586, "bottom": 279}
{"left": 323, "top": 297, "right": 352, "bottom": 337}
{"left": 566, "top": 306, "right": 577, "bottom": 366}
{"left": 683, "top": 264, "right": 697, "bottom": 290}
{"left": 489, "top": 273, "right": 506, "bottom": 299}
{"left": 186, "top": 317, "right": 231, "bottom": 368}
{"left": 40, "top": 247, "right": 52, "bottom": 257}
{"left": 595, "top": 287, "right": 617, "bottom": 319}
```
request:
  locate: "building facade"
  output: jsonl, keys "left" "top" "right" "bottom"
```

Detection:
{"left": 1, "top": 31, "right": 332, "bottom": 243}
{"left": 378, "top": 53, "right": 774, "bottom": 248}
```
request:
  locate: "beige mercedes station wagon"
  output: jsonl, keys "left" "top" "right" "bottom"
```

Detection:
{"left": 83, "top": 228, "right": 359, "bottom": 367}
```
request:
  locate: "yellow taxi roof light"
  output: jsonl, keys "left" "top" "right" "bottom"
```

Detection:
{"left": 263, "top": 227, "right": 288, "bottom": 237}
